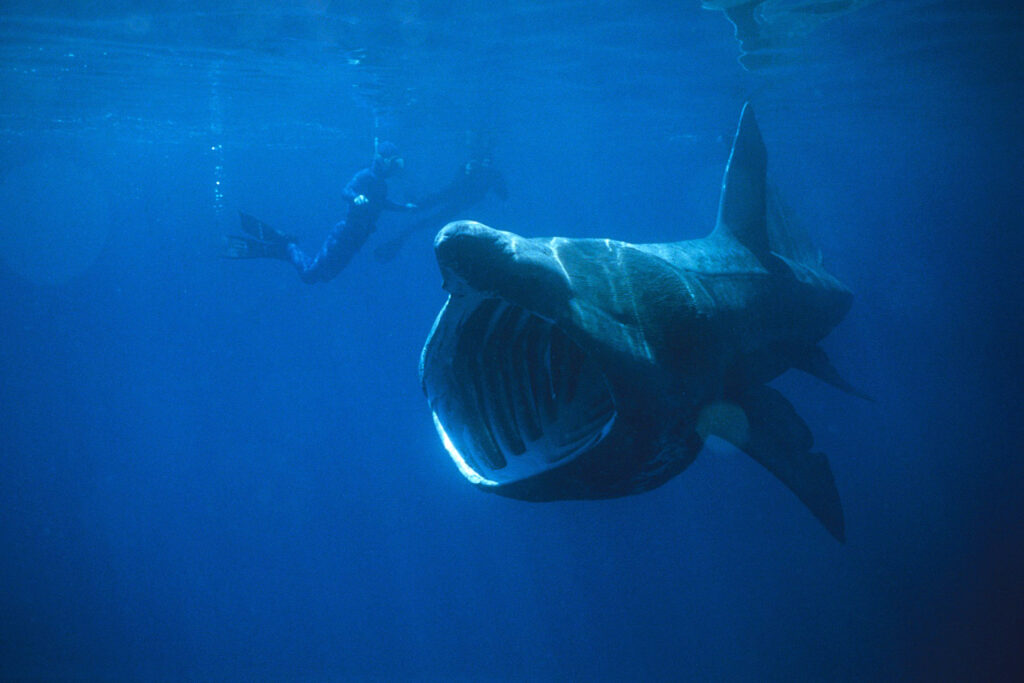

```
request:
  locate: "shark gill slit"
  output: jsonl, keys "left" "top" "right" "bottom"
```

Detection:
{"left": 483, "top": 302, "right": 526, "bottom": 457}
{"left": 451, "top": 297, "right": 616, "bottom": 475}
{"left": 456, "top": 299, "right": 506, "bottom": 470}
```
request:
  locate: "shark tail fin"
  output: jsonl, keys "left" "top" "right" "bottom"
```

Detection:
{"left": 712, "top": 101, "right": 769, "bottom": 258}
{"left": 704, "top": 385, "right": 846, "bottom": 541}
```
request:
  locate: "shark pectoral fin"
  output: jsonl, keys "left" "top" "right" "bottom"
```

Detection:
{"left": 713, "top": 385, "right": 845, "bottom": 541}
{"left": 796, "top": 346, "right": 874, "bottom": 402}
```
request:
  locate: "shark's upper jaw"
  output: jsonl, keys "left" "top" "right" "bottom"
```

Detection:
{"left": 421, "top": 291, "right": 618, "bottom": 487}
{"left": 433, "top": 220, "right": 573, "bottom": 321}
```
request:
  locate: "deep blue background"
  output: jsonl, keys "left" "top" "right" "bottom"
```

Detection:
{"left": 1, "top": 1, "right": 1021, "bottom": 680}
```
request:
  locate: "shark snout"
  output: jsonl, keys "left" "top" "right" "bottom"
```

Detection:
{"left": 434, "top": 221, "right": 571, "bottom": 317}
{"left": 434, "top": 221, "right": 512, "bottom": 294}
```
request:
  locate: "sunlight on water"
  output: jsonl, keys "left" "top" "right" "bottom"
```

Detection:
{"left": 208, "top": 60, "right": 226, "bottom": 217}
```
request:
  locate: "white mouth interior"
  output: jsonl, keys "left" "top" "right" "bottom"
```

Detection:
{"left": 424, "top": 296, "right": 617, "bottom": 486}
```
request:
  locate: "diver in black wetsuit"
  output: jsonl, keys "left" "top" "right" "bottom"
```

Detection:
{"left": 374, "top": 139, "right": 507, "bottom": 263}
{"left": 224, "top": 141, "right": 416, "bottom": 283}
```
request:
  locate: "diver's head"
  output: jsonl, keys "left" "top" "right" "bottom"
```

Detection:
{"left": 372, "top": 140, "right": 404, "bottom": 177}
{"left": 464, "top": 155, "right": 493, "bottom": 175}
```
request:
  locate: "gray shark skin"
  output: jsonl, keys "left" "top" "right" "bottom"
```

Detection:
{"left": 420, "top": 103, "right": 863, "bottom": 541}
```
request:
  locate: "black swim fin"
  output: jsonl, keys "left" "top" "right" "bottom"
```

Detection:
{"left": 239, "top": 212, "right": 297, "bottom": 245}
{"left": 221, "top": 234, "right": 290, "bottom": 260}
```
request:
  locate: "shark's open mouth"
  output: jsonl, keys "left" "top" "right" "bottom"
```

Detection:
{"left": 422, "top": 295, "right": 617, "bottom": 486}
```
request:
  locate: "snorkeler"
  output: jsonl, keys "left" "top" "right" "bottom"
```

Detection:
{"left": 374, "top": 133, "right": 507, "bottom": 263}
{"left": 224, "top": 141, "right": 416, "bottom": 283}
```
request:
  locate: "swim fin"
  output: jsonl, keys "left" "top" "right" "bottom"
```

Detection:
{"left": 221, "top": 234, "right": 290, "bottom": 260}
{"left": 239, "top": 212, "right": 297, "bottom": 244}
{"left": 222, "top": 212, "right": 297, "bottom": 260}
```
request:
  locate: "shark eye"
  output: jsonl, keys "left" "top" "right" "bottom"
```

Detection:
{"left": 423, "top": 296, "right": 617, "bottom": 486}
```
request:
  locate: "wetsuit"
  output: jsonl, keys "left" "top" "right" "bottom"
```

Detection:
{"left": 288, "top": 156, "right": 412, "bottom": 283}
{"left": 415, "top": 159, "right": 508, "bottom": 226}
{"left": 374, "top": 158, "right": 507, "bottom": 263}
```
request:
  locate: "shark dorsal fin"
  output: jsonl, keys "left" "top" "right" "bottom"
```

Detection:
{"left": 713, "top": 101, "right": 769, "bottom": 257}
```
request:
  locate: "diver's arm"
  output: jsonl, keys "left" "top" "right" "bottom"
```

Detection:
{"left": 343, "top": 169, "right": 371, "bottom": 204}
{"left": 492, "top": 171, "right": 509, "bottom": 200}
{"left": 383, "top": 198, "right": 417, "bottom": 212}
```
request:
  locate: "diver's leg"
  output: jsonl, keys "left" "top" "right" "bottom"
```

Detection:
{"left": 286, "top": 242, "right": 318, "bottom": 279}
{"left": 288, "top": 219, "right": 374, "bottom": 284}
{"left": 374, "top": 204, "right": 458, "bottom": 263}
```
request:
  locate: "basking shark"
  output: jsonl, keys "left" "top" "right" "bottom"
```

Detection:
{"left": 420, "top": 103, "right": 864, "bottom": 540}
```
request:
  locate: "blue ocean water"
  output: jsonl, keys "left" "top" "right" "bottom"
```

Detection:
{"left": 0, "top": 1, "right": 1021, "bottom": 680}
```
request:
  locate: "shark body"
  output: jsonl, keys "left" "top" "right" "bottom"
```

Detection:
{"left": 420, "top": 103, "right": 863, "bottom": 540}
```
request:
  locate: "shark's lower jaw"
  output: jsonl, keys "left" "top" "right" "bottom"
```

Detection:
{"left": 422, "top": 294, "right": 617, "bottom": 487}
